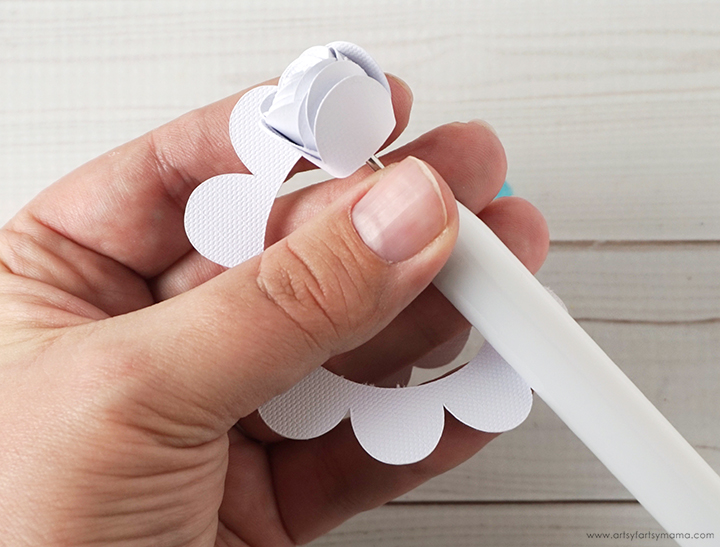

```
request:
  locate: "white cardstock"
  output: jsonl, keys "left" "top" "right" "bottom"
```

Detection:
{"left": 260, "top": 343, "right": 532, "bottom": 465}
{"left": 184, "top": 42, "right": 534, "bottom": 465}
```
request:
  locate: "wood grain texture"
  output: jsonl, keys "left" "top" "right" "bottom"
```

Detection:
{"left": 538, "top": 242, "right": 720, "bottom": 322}
{"left": 310, "top": 503, "right": 678, "bottom": 547}
{"left": 2, "top": 1, "right": 720, "bottom": 239}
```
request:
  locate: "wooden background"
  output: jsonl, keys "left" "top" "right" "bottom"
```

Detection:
{"left": 1, "top": 1, "right": 718, "bottom": 545}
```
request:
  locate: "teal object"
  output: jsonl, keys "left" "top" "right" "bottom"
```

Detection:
{"left": 494, "top": 181, "right": 513, "bottom": 199}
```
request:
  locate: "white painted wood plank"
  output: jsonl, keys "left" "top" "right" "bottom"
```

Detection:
{"left": 537, "top": 242, "right": 720, "bottom": 322}
{"left": 399, "top": 321, "right": 720, "bottom": 501}
{"left": 311, "top": 503, "right": 679, "bottom": 547}
{"left": 2, "top": 1, "right": 720, "bottom": 239}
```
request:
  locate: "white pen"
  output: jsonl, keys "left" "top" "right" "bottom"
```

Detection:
{"left": 365, "top": 153, "right": 720, "bottom": 542}
{"left": 434, "top": 201, "right": 720, "bottom": 541}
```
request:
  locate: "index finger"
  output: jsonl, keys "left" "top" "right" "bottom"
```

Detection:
{"left": 9, "top": 76, "right": 413, "bottom": 279}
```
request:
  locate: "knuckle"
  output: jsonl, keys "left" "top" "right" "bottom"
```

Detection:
{"left": 255, "top": 234, "right": 377, "bottom": 353}
{"left": 0, "top": 228, "right": 45, "bottom": 277}
{"left": 0, "top": 229, "right": 28, "bottom": 274}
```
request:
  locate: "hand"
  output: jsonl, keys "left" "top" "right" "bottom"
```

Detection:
{"left": 0, "top": 76, "right": 549, "bottom": 546}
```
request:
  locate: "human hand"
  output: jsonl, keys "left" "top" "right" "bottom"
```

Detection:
{"left": 0, "top": 76, "right": 548, "bottom": 546}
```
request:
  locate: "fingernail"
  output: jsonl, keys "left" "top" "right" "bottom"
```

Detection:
{"left": 352, "top": 157, "right": 447, "bottom": 262}
{"left": 469, "top": 118, "right": 498, "bottom": 137}
{"left": 387, "top": 73, "right": 413, "bottom": 102}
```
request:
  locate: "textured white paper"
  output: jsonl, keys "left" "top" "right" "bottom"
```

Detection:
{"left": 184, "top": 42, "right": 534, "bottom": 465}
{"left": 260, "top": 42, "right": 395, "bottom": 179}
{"left": 260, "top": 343, "right": 532, "bottom": 465}
{"left": 185, "top": 86, "right": 301, "bottom": 267}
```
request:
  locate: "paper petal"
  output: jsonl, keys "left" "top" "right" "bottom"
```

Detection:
{"left": 229, "top": 86, "right": 300, "bottom": 179}
{"left": 306, "top": 60, "right": 366, "bottom": 132}
{"left": 442, "top": 344, "right": 533, "bottom": 433}
{"left": 186, "top": 85, "right": 301, "bottom": 268}
{"left": 273, "top": 69, "right": 305, "bottom": 111}
{"left": 350, "top": 387, "right": 446, "bottom": 465}
{"left": 184, "top": 173, "right": 267, "bottom": 267}
{"left": 259, "top": 368, "right": 350, "bottom": 439}
{"left": 277, "top": 45, "right": 334, "bottom": 97}
{"left": 292, "top": 58, "right": 335, "bottom": 107}
{"left": 263, "top": 100, "right": 304, "bottom": 146}
{"left": 297, "top": 94, "right": 315, "bottom": 152}
{"left": 313, "top": 75, "right": 395, "bottom": 178}
{"left": 327, "top": 41, "right": 391, "bottom": 93}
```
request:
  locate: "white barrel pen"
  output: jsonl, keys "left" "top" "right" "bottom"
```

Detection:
{"left": 432, "top": 202, "right": 720, "bottom": 541}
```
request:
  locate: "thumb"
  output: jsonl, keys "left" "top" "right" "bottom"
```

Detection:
{"left": 92, "top": 157, "right": 458, "bottom": 435}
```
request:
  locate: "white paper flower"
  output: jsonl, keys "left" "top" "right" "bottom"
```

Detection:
{"left": 260, "top": 41, "right": 396, "bottom": 178}
{"left": 184, "top": 42, "right": 535, "bottom": 465}
{"left": 184, "top": 42, "right": 397, "bottom": 268}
